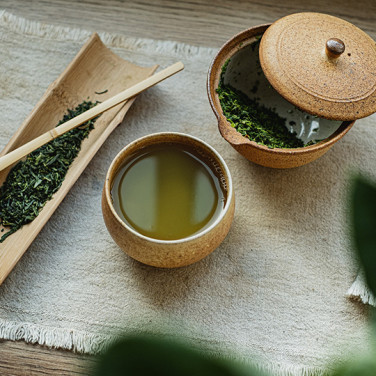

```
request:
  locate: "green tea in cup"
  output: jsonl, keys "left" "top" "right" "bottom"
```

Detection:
{"left": 111, "top": 143, "right": 226, "bottom": 240}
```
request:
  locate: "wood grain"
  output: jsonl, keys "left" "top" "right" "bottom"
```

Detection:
{"left": 1, "top": 0, "right": 376, "bottom": 45}
{"left": 0, "top": 340, "right": 96, "bottom": 375}
{"left": 0, "top": 0, "right": 375, "bottom": 374}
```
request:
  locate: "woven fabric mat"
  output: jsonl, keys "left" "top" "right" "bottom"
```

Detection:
{"left": 0, "top": 10, "right": 373, "bottom": 375}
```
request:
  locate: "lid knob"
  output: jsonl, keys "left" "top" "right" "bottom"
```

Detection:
{"left": 259, "top": 13, "right": 376, "bottom": 120}
{"left": 325, "top": 38, "right": 345, "bottom": 59}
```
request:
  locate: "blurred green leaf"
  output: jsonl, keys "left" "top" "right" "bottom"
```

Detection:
{"left": 331, "top": 355, "right": 376, "bottom": 376}
{"left": 351, "top": 175, "right": 376, "bottom": 296}
{"left": 93, "top": 335, "right": 263, "bottom": 376}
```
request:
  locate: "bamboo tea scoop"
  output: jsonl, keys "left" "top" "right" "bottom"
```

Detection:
{"left": 0, "top": 61, "right": 184, "bottom": 172}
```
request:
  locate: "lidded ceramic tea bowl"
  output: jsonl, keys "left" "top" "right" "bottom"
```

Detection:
{"left": 207, "top": 12, "right": 376, "bottom": 168}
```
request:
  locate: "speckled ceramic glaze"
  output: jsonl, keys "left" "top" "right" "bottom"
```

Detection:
{"left": 260, "top": 13, "right": 376, "bottom": 121}
{"left": 207, "top": 23, "right": 355, "bottom": 169}
{"left": 102, "top": 132, "right": 235, "bottom": 268}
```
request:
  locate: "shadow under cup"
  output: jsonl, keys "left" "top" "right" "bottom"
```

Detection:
{"left": 102, "top": 132, "right": 235, "bottom": 268}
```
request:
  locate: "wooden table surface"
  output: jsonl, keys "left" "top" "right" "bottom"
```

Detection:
{"left": 0, "top": 0, "right": 375, "bottom": 374}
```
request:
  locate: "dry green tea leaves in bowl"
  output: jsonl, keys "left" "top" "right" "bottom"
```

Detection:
{"left": 208, "top": 13, "right": 376, "bottom": 168}
{"left": 216, "top": 37, "right": 341, "bottom": 150}
{"left": 216, "top": 42, "right": 302, "bottom": 149}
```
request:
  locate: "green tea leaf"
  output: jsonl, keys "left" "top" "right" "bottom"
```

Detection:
{"left": 94, "top": 335, "right": 263, "bottom": 376}
{"left": 216, "top": 41, "right": 304, "bottom": 149}
{"left": 0, "top": 100, "right": 100, "bottom": 243}
{"left": 351, "top": 175, "right": 376, "bottom": 296}
{"left": 330, "top": 355, "right": 376, "bottom": 376}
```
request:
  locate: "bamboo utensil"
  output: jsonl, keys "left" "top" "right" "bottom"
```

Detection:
{"left": 0, "top": 61, "right": 184, "bottom": 172}
{"left": 0, "top": 32, "right": 178, "bottom": 284}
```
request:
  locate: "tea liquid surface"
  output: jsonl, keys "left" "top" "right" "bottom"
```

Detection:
{"left": 111, "top": 144, "right": 225, "bottom": 240}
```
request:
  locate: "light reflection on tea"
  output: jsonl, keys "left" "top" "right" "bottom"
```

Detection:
{"left": 111, "top": 144, "right": 225, "bottom": 240}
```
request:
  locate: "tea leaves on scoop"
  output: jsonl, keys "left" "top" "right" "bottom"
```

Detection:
{"left": 0, "top": 100, "right": 100, "bottom": 243}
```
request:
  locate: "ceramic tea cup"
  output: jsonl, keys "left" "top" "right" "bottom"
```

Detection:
{"left": 207, "top": 24, "right": 355, "bottom": 168}
{"left": 102, "top": 132, "right": 235, "bottom": 268}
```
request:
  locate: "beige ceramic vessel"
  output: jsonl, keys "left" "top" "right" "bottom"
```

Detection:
{"left": 102, "top": 132, "right": 235, "bottom": 268}
{"left": 207, "top": 23, "right": 355, "bottom": 169}
{"left": 260, "top": 13, "right": 376, "bottom": 121}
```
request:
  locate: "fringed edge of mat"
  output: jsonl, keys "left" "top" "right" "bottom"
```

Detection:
{"left": 0, "top": 318, "right": 333, "bottom": 376}
{"left": 346, "top": 272, "right": 376, "bottom": 307}
{"left": 0, "top": 9, "right": 216, "bottom": 61}
{"left": 0, "top": 318, "right": 111, "bottom": 354}
{"left": 248, "top": 362, "right": 328, "bottom": 376}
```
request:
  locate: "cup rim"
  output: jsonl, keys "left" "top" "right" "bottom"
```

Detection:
{"left": 104, "top": 132, "right": 234, "bottom": 244}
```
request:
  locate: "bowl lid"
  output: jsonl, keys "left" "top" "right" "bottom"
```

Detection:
{"left": 259, "top": 12, "right": 376, "bottom": 121}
